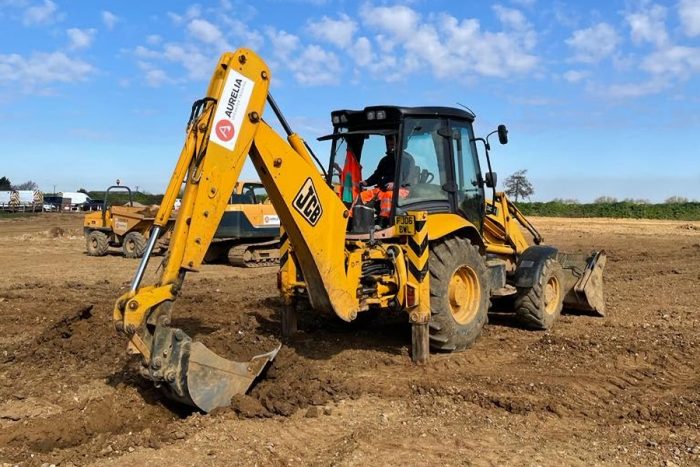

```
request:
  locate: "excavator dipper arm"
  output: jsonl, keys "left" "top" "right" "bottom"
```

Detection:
{"left": 113, "top": 49, "right": 361, "bottom": 412}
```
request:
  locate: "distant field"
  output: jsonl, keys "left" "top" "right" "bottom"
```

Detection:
{"left": 517, "top": 201, "right": 700, "bottom": 221}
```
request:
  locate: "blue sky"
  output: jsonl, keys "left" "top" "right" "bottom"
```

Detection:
{"left": 0, "top": 0, "right": 699, "bottom": 201}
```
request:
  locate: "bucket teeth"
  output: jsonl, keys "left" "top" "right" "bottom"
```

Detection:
{"left": 145, "top": 325, "right": 280, "bottom": 412}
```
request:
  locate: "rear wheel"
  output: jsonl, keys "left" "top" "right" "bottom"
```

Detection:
{"left": 515, "top": 258, "right": 564, "bottom": 330}
{"left": 428, "top": 237, "right": 489, "bottom": 352}
{"left": 86, "top": 231, "right": 109, "bottom": 256}
{"left": 123, "top": 232, "right": 147, "bottom": 258}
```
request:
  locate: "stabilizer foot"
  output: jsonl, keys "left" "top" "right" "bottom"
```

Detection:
{"left": 281, "top": 304, "right": 297, "bottom": 337}
{"left": 411, "top": 322, "right": 429, "bottom": 364}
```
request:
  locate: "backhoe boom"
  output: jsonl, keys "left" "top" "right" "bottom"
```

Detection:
{"left": 114, "top": 49, "right": 365, "bottom": 411}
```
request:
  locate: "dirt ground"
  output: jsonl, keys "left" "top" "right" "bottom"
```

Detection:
{"left": 0, "top": 213, "right": 699, "bottom": 466}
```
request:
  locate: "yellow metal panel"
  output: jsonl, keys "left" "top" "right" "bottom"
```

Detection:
{"left": 405, "top": 211, "right": 430, "bottom": 323}
{"left": 250, "top": 123, "right": 360, "bottom": 320}
{"left": 425, "top": 213, "right": 479, "bottom": 241}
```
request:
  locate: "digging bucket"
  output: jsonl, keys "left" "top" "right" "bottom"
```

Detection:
{"left": 556, "top": 250, "right": 607, "bottom": 316}
{"left": 146, "top": 325, "right": 280, "bottom": 412}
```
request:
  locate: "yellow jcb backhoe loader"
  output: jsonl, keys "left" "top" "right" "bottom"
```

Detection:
{"left": 113, "top": 49, "right": 606, "bottom": 412}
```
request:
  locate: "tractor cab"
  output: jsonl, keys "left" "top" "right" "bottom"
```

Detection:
{"left": 321, "top": 106, "right": 493, "bottom": 232}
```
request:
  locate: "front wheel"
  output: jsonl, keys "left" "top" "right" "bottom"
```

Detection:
{"left": 86, "top": 230, "right": 109, "bottom": 256}
{"left": 428, "top": 236, "right": 490, "bottom": 352}
{"left": 515, "top": 258, "right": 564, "bottom": 330}
{"left": 123, "top": 232, "right": 147, "bottom": 258}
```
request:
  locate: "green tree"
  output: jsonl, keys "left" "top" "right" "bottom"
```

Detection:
{"left": 504, "top": 169, "right": 534, "bottom": 202}
{"left": 594, "top": 196, "right": 617, "bottom": 203}
{"left": 13, "top": 180, "right": 38, "bottom": 190}
{"left": 0, "top": 176, "right": 11, "bottom": 190}
{"left": 665, "top": 196, "right": 689, "bottom": 203}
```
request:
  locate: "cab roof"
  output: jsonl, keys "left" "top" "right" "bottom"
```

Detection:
{"left": 330, "top": 105, "right": 475, "bottom": 128}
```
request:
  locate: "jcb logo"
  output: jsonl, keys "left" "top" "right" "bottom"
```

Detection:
{"left": 293, "top": 178, "right": 323, "bottom": 226}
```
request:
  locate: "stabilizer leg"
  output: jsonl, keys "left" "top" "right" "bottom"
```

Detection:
{"left": 281, "top": 302, "right": 298, "bottom": 337}
{"left": 411, "top": 322, "right": 429, "bottom": 364}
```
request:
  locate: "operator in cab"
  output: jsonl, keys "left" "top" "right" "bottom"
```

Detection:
{"left": 361, "top": 135, "right": 397, "bottom": 190}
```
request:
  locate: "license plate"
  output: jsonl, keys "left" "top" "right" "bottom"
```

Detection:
{"left": 395, "top": 215, "right": 415, "bottom": 235}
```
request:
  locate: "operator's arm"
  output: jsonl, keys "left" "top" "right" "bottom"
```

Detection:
{"left": 363, "top": 154, "right": 392, "bottom": 187}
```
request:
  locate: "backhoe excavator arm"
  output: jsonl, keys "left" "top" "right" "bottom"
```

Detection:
{"left": 113, "top": 49, "right": 362, "bottom": 412}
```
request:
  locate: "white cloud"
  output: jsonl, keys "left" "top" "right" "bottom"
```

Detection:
{"left": 679, "top": 0, "right": 700, "bottom": 37}
{"left": 134, "top": 45, "right": 160, "bottom": 59}
{"left": 146, "top": 34, "right": 162, "bottom": 45}
{"left": 307, "top": 14, "right": 357, "bottom": 48}
{"left": 291, "top": 45, "right": 341, "bottom": 85}
{"left": 641, "top": 45, "right": 700, "bottom": 77}
{"left": 137, "top": 62, "right": 170, "bottom": 87}
{"left": 356, "top": 4, "right": 539, "bottom": 80}
{"left": 626, "top": 3, "right": 667, "bottom": 46}
{"left": 360, "top": 4, "right": 419, "bottom": 40}
{"left": 101, "top": 10, "right": 118, "bottom": 30}
{"left": 512, "top": 0, "right": 536, "bottom": 6}
{"left": 493, "top": 4, "right": 528, "bottom": 30}
{"left": 588, "top": 44, "right": 700, "bottom": 98}
{"left": 130, "top": 5, "right": 269, "bottom": 87}
{"left": 132, "top": 42, "right": 214, "bottom": 82}
{"left": 563, "top": 69, "right": 589, "bottom": 83}
{"left": 265, "top": 28, "right": 340, "bottom": 85}
{"left": 596, "top": 78, "right": 669, "bottom": 98}
{"left": 167, "top": 5, "right": 201, "bottom": 25}
{"left": 187, "top": 18, "right": 229, "bottom": 47}
{"left": 67, "top": 28, "right": 96, "bottom": 50}
{"left": 0, "top": 51, "right": 94, "bottom": 88}
{"left": 566, "top": 23, "right": 619, "bottom": 63}
{"left": 352, "top": 37, "right": 373, "bottom": 66}
{"left": 162, "top": 44, "right": 212, "bottom": 80}
{"left": 220, "top": 15, "right": 264, "bottom": 49}
{"left": 22, "top": 0, "right": 57, "bottom": 25}
{"left": 266, "top": 28, "right": 301, "bottom": 61}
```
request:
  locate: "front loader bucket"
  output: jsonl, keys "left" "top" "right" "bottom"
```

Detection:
{"left": 557, "top": 251, "right": 607, "bottom": 316}
{"left": 146, "top": 325, "right": 280, "bottom": 412}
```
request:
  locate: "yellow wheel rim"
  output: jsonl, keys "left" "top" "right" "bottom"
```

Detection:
{"left": 448, "top": 266, "right": 481, "bottom": 325}
{"left": 90, "top": 237, "right": 98, "bottom": 249}
{"left": 544, "top": 275, "right": 561, "bottom": 315}
{"left": 125, "top": 239, "right": 135, "bottom": 253}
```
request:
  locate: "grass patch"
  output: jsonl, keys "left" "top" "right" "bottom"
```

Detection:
{"left": 517, "top": 201, "right": 700, "bottom": 221}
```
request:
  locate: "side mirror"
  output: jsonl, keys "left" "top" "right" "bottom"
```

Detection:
{"left": 497, "top": 124, "right": 508, "bottom": 145}
{"left": 485, "top": 172, "right": 497, "bottom": 188}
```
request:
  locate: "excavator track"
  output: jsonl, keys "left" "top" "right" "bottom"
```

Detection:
{"left": 228, "top": 239, "right": 280, "bottom": 267}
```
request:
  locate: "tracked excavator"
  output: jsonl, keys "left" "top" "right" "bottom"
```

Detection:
{"left": 205, "top": 180, "right": 280, "bottom": 267}
{"left": 113, "top": 49, "right": 606, "bottom": 412}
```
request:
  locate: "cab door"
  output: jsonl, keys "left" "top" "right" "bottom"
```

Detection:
{"left": 448, "top": 119, "right": 484, "bottom": 229}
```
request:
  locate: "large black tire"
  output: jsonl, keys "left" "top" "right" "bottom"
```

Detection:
{"left": 515, "top": 258, "right": 564, "bottom": 330}
{"left": 123, "top": 231, "right": 147, "bottom": 258}
{"left": 86, "top": 230, "right": 109, "bottom": 256}
{"left": 428, "top": 236, "right": 490, "bottom": 352}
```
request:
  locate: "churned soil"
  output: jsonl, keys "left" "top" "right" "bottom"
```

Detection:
{"left": 0, "top": 213, "right": 698, "bottom": 466}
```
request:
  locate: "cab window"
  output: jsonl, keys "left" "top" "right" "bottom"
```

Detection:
{"left": 397, "top": 118, "right": 450, "bottom": 207}
{"left": 232, "top": 184, "right": 268, "bottom": 204}
{"left": 331, "top": 133, "right": 392, "bottom": 185}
